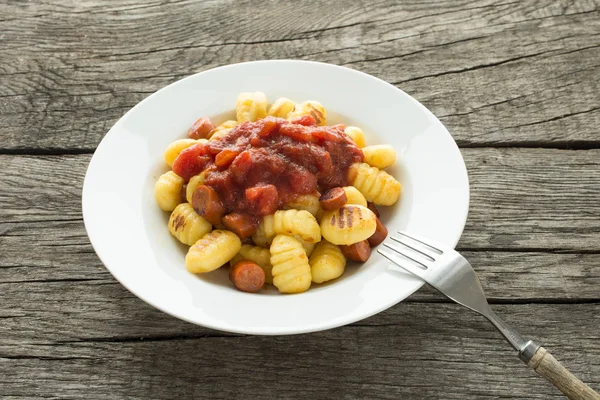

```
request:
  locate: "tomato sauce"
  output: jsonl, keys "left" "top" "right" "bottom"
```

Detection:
{"left": 173, "top": 116, "right": 363, "bottom": 220}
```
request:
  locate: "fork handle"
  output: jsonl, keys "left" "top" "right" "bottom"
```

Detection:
{"left": 521, "top": 345, "right": 600, "bottom": 399}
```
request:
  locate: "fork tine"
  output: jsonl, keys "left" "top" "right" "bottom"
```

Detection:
{"left": 390, "top": 236, "right": 436, "bottom": 261}
{"left": 381, "top": 243, "right": 428, "bottom": 269}
{"left": 397, "top": 231, "right": 444, "bottom": 254}
{"left": 377, "top": 248, "right": 427, "bottom": 279}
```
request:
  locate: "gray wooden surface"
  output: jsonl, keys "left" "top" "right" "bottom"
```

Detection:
{"left": 1, "top": 1, "right": 599, "bottom": 398}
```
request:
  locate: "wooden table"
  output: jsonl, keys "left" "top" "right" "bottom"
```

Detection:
{"left": 1, "top": 1, "right": 599, "bottom": 398}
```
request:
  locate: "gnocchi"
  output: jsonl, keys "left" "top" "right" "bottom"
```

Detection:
{"left": 267, "top": 97, "right": 296, "bottom": 119}
{"left": 362, "top": 145, "right": 396, "bottom": 169}
{"left": 186, "top": 172, "right": 207, "bottom": 203}
{"left": 348, "top": 162, "right": 402, "bottom": 206}
{"left": 259, "top": 209, "right": 321, "bottom": 244}
{"left": 288, "top": 100, "right": 326, "bottom": 126}
{"left": 342, "top": 186, "right": 367, "bottom": 207}
{"left": 236, "top": 92, "right": 268, "bottom": 123}
{"left": 321, "top": 205, "right": 377, "bottom": 245}
{"left": 168, "top": 203, "right": 212, "bottom": 246}
{"left": 284, "top": 194, "right": 321, "bottom": 217}
{"left": 186, "top": 230, "right": 241, "bottom": 273}
{"left": 155, "top": 171, "right": 184, "bottom": 212}
{"left": 156, "top": 93, "right": 400, "bottom": 295}
{"left": 270, "top": 234, "right": 312, "bottom": 294}
{"left": 344, "top": 126, "right": 366, "bottom": 148}
{"left": 309, "top": 240, "right": 346, "bottom": 283}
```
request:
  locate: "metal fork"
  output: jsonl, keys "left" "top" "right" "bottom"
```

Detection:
{"left": 378, "top": 231, "right": 600, "bottom": 400}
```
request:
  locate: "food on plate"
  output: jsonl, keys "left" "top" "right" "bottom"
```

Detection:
{"left": 287, "top": 101, "right": 326, "bottom": 126}
{"left": 257, "top": 209, "right": 321, "bottom": 244}
{"left": 348, "top": 162, "right": 401, "bottom": 206}
{"left": 155, "top": 171, "right": 184, "bottom": 212}
{"left": 168, "top": 203, "right": 212, "bottom": 246}
{"left": 362, "top": 145, "right": 396, "bottom": 169}
{"left": 164, "top": 138, "right": 198, "bottom": 167}
{"left": 319, "top": 187, "right": 348, "bottom": 211}
{"left": 229, "top": 260, "right": 265, "bottom": 293}
{"left": 236, "top": 92, "right": 268, "bottom": 123}
{"left": 283, "top": 193, "right": 320, "bottom": 217}
{"left": 344, "top": 126, "right": 366, "bottom": 148}
{"left": 368, "top": 217, "right": 388, "bottom": 247}
{"left": 185, "top": 230, "right": 241, "bottom": 273}
{"left": 267, "top": 97, "right": 295, "bottom": 119}
{"left": 340, "top": 240, "right": 372, "bottom": 263}
{"left": 231, "top": 244, "right": 274, "bottom": 284}
{"left": 187, "top": 117, "right": 215, "bottom": 140}
{"left": 320, "top": 205, "right": 377, "bottom": 245}
{"left": 185, "top": 172, "right": 207, "bottom": 203}
{"left": 342, "top": 186, "right": 367, "bottom": 207}
{"left": 309, "top": 240, "right": 346, "bottom": 283}
{"left": 155, "top": 92, "right": 402, "bottom": 294}
{"left": 270, "top": 234, "right": 312, "bottom": 293}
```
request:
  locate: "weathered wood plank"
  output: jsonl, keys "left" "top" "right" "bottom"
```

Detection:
{"left": 0, "top": 0, "right": 599, "bottom": 150}
{"left": 1, "top": 267, "right": 599, "bottom": 347}
{"left": 0, "top": 303, "right": 598, "bottom": 399}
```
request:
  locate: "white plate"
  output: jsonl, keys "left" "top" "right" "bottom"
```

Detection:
{"left": 82, "top": 60, "right": 469, "bottom": 335}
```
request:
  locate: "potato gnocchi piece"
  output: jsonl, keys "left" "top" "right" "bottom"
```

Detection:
{"left": 236, "top": 92, "right": 268, "bottom": 123}
{"left": 348, "top": 162, "right": 401, "bottom": 206}
{"left": 164, "top": 139, "right": 197, "bottom": 167}
{"left": 344, "top": 126, "right": 366, "bottom": 148}
{"left": 362, "top": 145, "right": 396, "bottom": 169}
{"left": 320, "top": 204, "right": 377, "bottom": 245}
{"left": 270, "top": 235, "right": 311, "bottom": 293}
{"left": 309, "top": 240, "right": 346, "bottom": 283}
{"left": 251, "top": 221, "right": 272, "bottom": 248}
{"left": 155, "top": 171, "right": 185, "bottom": 212}
{"left": 233, "top": 244, "right": 274, "bottom": 284}
{"left": 186, "top": 230, "right": 241, "bottom": 273}
{"left": 168, "top": 203, "right": 213, "bottom": 246}
{"left": 267, "top": 97, "right": 296, "bottom": 119}
{"left": 209, "top": 120, "right": 237, "bottom": 139}
{"left": 284, "top": 194, "right": 321, "bottom": 217}
{"left": 288, "top": 101, "right": 326, "bottom": 126}
{"left": 185, "top": 171, "right": 207, "bottom": 203}
{"left": 209, "top": 128, "right": 232, "bottom": 141}
{"left": 342, "top": 186, "right": 367, "bottom": 207}
{"left": 258, "top": 209, "right": 321, "bottom": 244}
{"left": 296, "top": 236, "right": 316, "bottom": 257}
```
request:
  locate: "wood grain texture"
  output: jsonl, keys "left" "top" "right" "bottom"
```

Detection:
{"left": 528, "top": 347, "right": 600, "bottom": 399}
{"left": 1, "top": 303, "right": 599, "bottom": 399}
{"left": 2, "top": 1, "right": 600, "bottom": 399}
{"left": 0, "top": 0, "right": 599, "bottom": 151}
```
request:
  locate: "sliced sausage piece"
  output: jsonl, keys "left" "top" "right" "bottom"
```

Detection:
{"left": 191, "top": 185, "right": 225, "bottom": 226}
{"left": 341, "top": 240, "right": 371, "bottom": 262}
{"left": 187, "top": 117, "right": 215, "bottom": 139}
{"left": 222, "top": 212, "right": 259, "bottom": 239}
{"left": 368, "top": 217, "right": 388, "bottom": 247}
{"left": 319, "top": 187, "right": 347, "bottom": 211}
{"left": 229, "top": 260, "right": 265, "bottom": 293}
{"left": 367, "top": 202, "right": 380, "bottom": 218}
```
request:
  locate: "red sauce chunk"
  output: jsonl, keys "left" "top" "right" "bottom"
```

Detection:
{"left": 173, "top": 117, "right": 363, "bottom": 230}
